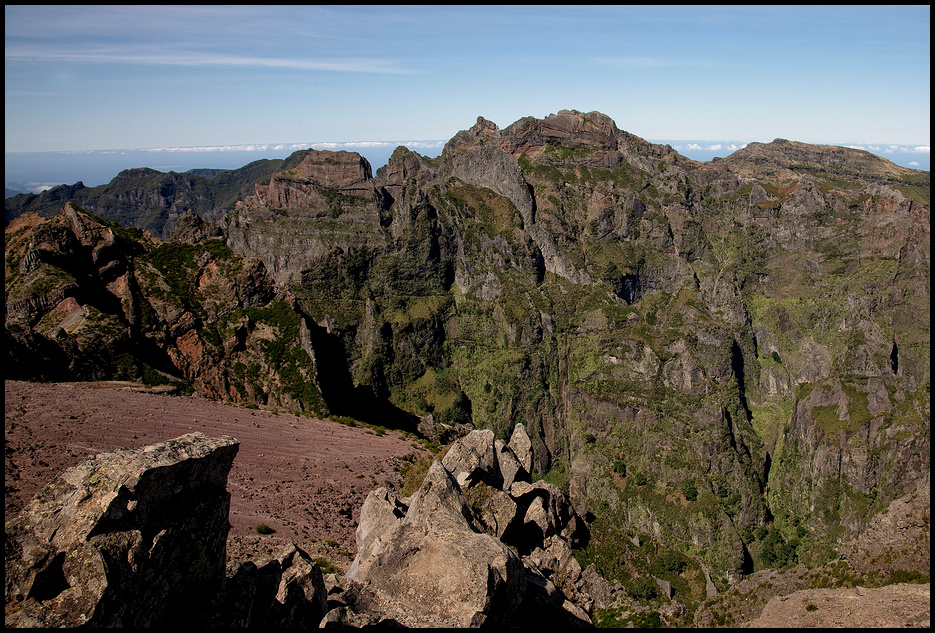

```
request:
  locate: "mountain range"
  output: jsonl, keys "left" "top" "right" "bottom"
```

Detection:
{"left": 4, "top": 109, "right": 929, "bottom": 623}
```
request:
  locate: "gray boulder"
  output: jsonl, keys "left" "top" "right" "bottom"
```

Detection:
{"left": 441, "top": 428, "right": 501, "bottom": 488}
{"left": 4, "top": 432, "right": 329, "bottom": 629}
{"left": 347, "top": 460, "right": 527, "bottom": 627}
{"left": 5, "top": 433, "right": 239, "bottom": 628}
{"left": 508, "top": 423, "right": 533, "bottom": 474}
{"left": 441, "top": 426, "right": 531, "bottom": 492}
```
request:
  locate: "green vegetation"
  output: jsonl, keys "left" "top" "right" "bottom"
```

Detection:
{"left": 315, "top": 557, "right": 339, "bottom": 574}
{"left": 6, "top": 116, "right": 927, "bottom": 619}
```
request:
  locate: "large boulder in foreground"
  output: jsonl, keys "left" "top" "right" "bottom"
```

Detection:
{"left": 5, "top": 433, "right": 239, "bottom": 627}
{"left": 343, "top": 428, "right": 594, "bottom": 627}
{"left": 347, "top": 460, "right": 527, "bottom": 627}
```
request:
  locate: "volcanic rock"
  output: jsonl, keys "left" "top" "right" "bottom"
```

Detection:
{"left": 5, "top": 433, "right": 239, "bottom": 627}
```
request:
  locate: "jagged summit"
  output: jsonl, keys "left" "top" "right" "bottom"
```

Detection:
{"left": 4, "top": 107, "right": 930, "bottom": 626}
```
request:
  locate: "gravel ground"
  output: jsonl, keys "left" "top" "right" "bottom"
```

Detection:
{"left": 4, "top": 380, "right": 431, "bottom": 571}
{"left": 741, "top": 582, "right": 930, "bottom": 628}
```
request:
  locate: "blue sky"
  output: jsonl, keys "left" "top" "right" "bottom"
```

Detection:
{"left": 4, "top": 5, "right": 930, "bottom": 161}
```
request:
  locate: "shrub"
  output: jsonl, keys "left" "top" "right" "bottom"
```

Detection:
{"left": 629, "top": 576, "right": 659, "bottom": 600}
{"left": 655, "top": 550, "right": 688, "bottom": 575}
{"left": 679, "top": 478, "right": 698, "bottom": 502}
{"left": 316, "top": 558, "right": 338, "bottom": 574}
{"left": 256, "top": 523, "right": 275, "bottom": 535}
{"left": 889, "top": 569, "right": 930, "bottom": 584}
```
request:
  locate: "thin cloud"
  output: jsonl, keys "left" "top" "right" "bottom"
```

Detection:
{"left": 844, "top": 143, "right": 929, "bottom": 154}
{"left": 594, "top": 56, "right": 667, "bottom": 68}
{"left": 5, "top": 45, "right": 418, "bottom": 75}
{"left": 684, "top": 142, "right": 740, "bottom": 152}
{"left": 594, "top": 56, "right": 722, "bottom": 69}
{"left": 127, "top": 141, "right": 447, "bottom": 153}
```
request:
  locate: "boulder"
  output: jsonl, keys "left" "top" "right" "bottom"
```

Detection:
{"left": 496, "top": 438, "right": 526, "bottom": 489}
{"left": 345, "top": 487, "right": 408, "bottom": 578}
{"left": 347, "top": 460, "right": 527, "bottom": 627}
{"left": 442, "top": 427, "right": 531, "bottom": 492}
{"left": 5, "top": 433, "right": 239, "bottom": 628}
{"left": 508, "top": 423, "right": 533, "bottom": 474}
{"left": 212, "top": 543, "right": 327, "bottom": 628}
{"left": 465, "top": 482, "right": 520, "bottom": 540}
{"left": 441, "top": 428, "right": 501, "bottom": 488}
{"left": 4, "top": 433, "right": 330, "bottom": 629}
{"left": 509, "top": 479, "right": 583, "bottom": 552}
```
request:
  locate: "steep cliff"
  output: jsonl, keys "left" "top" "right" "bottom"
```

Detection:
{"left": 5, "top": 110, "right": 929, "bottom": 614}
{"left": 4, "top": 204, "right": 329, "bottom": 415}
{"left": 219, "top": 110, "right": 928, "bottom": 593}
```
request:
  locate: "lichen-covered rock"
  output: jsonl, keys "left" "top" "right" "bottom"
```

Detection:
{"left": 5, "top": 433, "right": 239, "bottom": 628}
{"left": 347, "top": 460, "right": 526, "bottom": 627}
{"left": 441, "top": 428, "right": 501, "bottom": 488}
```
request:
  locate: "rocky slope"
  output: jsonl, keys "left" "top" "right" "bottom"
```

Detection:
{"left": 5, "top": 109, "right": 930, "bottom": 622}
{"left": 4, "top": 204, "right": 336, "bottom": 417}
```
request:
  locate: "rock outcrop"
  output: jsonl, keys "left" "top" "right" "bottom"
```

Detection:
{"left": 5, "top": 433, "right": 238, "bottom": 627}
{"left": 4, "top": 433, "right": 328, "bottom": 628}
{"left": 223, "top": 150, "right": 391, "bottom": 286}
{"left": 332, "top": 426, "right": 594, "bottom": 627}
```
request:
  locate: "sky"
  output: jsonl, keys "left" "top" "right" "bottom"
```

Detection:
{"left": 4, "top": 5, "right": 931, "bottom": 187}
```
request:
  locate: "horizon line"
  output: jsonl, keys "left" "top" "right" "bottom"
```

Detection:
{"left": 6, "top": 140, "right": 931, "bottom": 156}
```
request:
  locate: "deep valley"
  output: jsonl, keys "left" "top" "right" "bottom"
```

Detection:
{"left": 5, "top": 109, "right": 930, "bottom": 627}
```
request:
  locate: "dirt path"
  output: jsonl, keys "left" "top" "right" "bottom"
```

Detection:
{"left": 4, "top": 380, "right": 430, "bottom": 571}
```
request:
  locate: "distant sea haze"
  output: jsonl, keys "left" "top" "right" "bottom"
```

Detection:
{"left": 5, "top": 140, "right": 930, "bottom": 196}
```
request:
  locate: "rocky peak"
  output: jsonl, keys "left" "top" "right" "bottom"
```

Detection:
{"left": 226, "top": 149, "right": 390, "bottom": 286}
{"left": 246, "top": 149, "right": 382, "bottom": 214}
{"left": 280, "top": 149, "right": 373, "bottom": 191}
{"left": 375, "top": 146, "right": 433, "bottom": 203}
{"left": 538, "top": 109, "right": 620, "bottom": 147}
{"left": 494, "top": 109, "right": 621, "bottom": 159}
{"left": 168, "top": 208, "right": 223, "bottom": 243}
{"left": 442, "top": 115, "right": 504, "bottom": 159}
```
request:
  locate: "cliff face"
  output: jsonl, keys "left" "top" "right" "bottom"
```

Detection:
{"left": 5, "top": 110, "right": 930, "bottom": 603}
{"left": 223, "top": 150, "right": 391, "bottom": 286}
{"left": 219, "top": 110, "right": 928, "bottom": 589}
{"left": 4, "top": 205, "right": 328, "bottom": 415}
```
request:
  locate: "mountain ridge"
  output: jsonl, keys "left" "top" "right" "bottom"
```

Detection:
{"left": 6, "top": 113, "right": 928, "bottom": 238}
{"left": 4, "top": 108, "right": 929, "bottom": 625}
